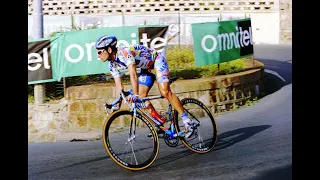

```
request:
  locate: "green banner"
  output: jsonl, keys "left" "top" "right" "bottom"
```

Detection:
{"left": 28, "top": 25, "right": 169, "bottom": 84}
{"left": 54, "top": 26, "right": 139, "bottom": 80}
{"left": 191, "top": 18, "right": 253, "bottom": 66}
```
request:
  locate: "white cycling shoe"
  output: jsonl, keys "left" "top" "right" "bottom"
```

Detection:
{"left": 183, "top": 121, "right": 194, "bottom": 138}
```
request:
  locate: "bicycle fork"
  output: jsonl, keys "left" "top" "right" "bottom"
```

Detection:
{"left": 128, "top": 104, "right": 137, "bottom": 142}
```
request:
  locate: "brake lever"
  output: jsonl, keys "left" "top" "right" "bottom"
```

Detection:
{"left": 104, "top": 102, "right": 113, "bottom": 110}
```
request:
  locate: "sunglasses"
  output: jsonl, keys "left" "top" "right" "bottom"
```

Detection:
{"left": 97, "top": 49, "right": 105, "bottom": 55}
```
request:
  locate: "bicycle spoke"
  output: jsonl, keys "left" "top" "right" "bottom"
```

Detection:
{"left": 129, "top": 141, "right": 139, "bottom": 165}
{"left": 103, "top": 109, "right": 159, "bottom": 170}
{"left": 174, "top": 98, "right": 218, "bottom": 153}
{"left": 134, "top": 143, "right": 150, "bottom": 160}
{"left": 197, "top": 131, "right": 204, "bottom": 148}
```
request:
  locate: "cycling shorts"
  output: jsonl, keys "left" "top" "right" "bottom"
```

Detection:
{"left": 138, "top": 69, "right": 156, "bottom": 88}
{"left": 138, "top": 54, "right": 170, "bottom": 88}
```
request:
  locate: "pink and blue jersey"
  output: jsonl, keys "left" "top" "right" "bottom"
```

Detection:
{"left": 109, "top": 44, "right": 170, "bottom": 86}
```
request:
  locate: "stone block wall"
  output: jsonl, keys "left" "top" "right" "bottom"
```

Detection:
{"left": 28, "top": 103, "right": 69, "bottom": 142}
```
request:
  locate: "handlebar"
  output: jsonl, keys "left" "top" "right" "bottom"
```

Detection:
{"left": 104, "top": 77, "right": 178, "bottom": 111}
{"left": 104, "top": 89, "right": 134, "bottom": 110}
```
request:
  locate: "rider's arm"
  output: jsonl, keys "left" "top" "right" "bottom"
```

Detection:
{"left": 119, "top": 47, "right": 139, "bottom": 95}
{"left": 114, "top": 76, "right": 124, "bottom": 108}
{"left": 128, "top": 63, "right": 139, "bottom": 95}
{"left": 109, "top": 62, "right": 123, "bottom": 107}
{"left": 114, "top": 76, "right": 124, "bottom": 96}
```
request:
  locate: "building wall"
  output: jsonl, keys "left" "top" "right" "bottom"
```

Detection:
{"left": 28, "top": 0, "right": 292, "bottom": 44}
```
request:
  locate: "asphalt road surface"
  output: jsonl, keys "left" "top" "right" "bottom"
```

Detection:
{"left": 28, "top": 44, "right": 292, "bottom": 180}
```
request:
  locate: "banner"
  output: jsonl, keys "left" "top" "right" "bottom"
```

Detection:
{"left": 191, "top": 18, "right": 253, "bottom": 66}
{"left": 28, "top": 38, "right": 58, "bottom": 84}
{"left": 28, "top": 36, "right": 64, "bottom": 84}
{"left": 28, "top": 25, "right": 170, "bottom": 84}
{"left": 53, "top": 26, "right": 137, "bottom": 79}
{"left": 138, "top": 26, "right": 168, "bottom": 54}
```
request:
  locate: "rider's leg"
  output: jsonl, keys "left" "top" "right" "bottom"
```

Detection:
{"left": 137, "top": 71, "right": 166, "bottom": 124}
{"left": 138, "top": 83, "right": 154, "bottom": 113}
{"left": 137, "top": 70, "right": 155, "bottom": 113}
{"left": 154, "top": 55, "right": 193, "bottom": 137}
{"left": 138, "top": 72, "right": 165, "bottom": 135}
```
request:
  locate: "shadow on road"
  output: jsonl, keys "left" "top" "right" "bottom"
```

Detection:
{"left": 151, "top": 125, "right": 271, "bottom": 168}
{"left": 257, "top": 59, "right": 292, "bottom": 97}
{"left": 246, "top": 164, "right": 292, "bottom": 180}
{"left": 213, "top": 124, "right": 271, "bottom": 151}
{"left": 35, "top": 125, "right": 271, "bottom": 174}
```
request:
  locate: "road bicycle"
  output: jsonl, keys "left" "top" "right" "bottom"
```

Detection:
{"left": 102, "top": 77, "right": 218, "bottom": 171}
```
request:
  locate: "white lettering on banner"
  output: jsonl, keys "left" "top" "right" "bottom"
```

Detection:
{"left": 242, "top": 27, "right": 251, "bottom": 46}
{"left": 201, "top": 26, "right": 253, "bottom": 53}
{"left": 28, "top": 48, "right": 50, "bottom": 71}
{"left": 201, "top": 35, "right": 217, "bottom": 52}
{"left": 63, "top": 31, "right": 175, "bottom": 63}
{"left": 65, "top": 44, "right": 84, "bottom": 63}
{"left": 140, "top": 33, "right": 168, "bottom": 52}
{"left": 85, "top": 42, "right": 95, "bottom": 61}
{"left": 140, "top": 33, "right": 151, "bottom": 47}
{"left": 150, "top": 37, "right": 167, "bottom": 52}
{"left": 239, "top": 27, "right": 244, "bottom": 47}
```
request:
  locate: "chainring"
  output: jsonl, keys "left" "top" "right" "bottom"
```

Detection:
{"left": 164, "top": 133, "right": 179, "bottom": 147}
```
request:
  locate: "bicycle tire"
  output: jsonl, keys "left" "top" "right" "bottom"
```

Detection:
{"left": 102, "top": 109, "right": 160, "bottom": 171}
{"left": 174, "top": 98, "right": 218, "bottom": 153}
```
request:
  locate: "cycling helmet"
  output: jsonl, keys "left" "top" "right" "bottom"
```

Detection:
{"left": 95, "top": 35, "right": 117, "bottom": 49}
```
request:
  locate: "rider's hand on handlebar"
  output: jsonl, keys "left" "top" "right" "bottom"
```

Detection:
{"left": 110, "top": 104, "right": 120, "bottom": 112}
{"left": 127, "top": 93, "right": 139, "bottom": 103}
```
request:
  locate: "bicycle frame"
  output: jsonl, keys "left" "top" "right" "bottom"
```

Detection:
{"left": 105, "top": 92, "right": 184, "bottom": 139}
{"left": 136, "top": 95, "right": 183, "bottom": 139}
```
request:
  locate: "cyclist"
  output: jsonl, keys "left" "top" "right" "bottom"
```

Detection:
{"left": 95, "top": 35, "right": 194, "bottom": 138}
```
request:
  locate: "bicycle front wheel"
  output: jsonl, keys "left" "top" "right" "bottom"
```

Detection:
{"left": 174, "top": 98, "right": 218, "bottom": 153}
{"left": 102, "top": 109, "right": 159, "bottom": 171}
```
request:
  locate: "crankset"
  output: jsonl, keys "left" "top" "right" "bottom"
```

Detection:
{"left": 164, "top": 133, "right": 179, "bottom": 147}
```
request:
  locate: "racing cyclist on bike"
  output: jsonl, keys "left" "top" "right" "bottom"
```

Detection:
{"left": 95, "top": 35, "right": 194, "bottom": 138}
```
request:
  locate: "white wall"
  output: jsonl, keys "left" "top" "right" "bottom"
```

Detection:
{"left": 28, "top": 12, "right": 280, "bottom": 44}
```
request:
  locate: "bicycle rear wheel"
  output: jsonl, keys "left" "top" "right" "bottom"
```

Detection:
{"left": 174, "top": 98, "right": 218, "bottom": 153}
{"left": 102, "top": 109, "right": 159, "bottom": 171}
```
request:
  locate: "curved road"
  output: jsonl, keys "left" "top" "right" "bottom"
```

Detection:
{"left": 28, "top": 44, "right": 292, "bottom": 180}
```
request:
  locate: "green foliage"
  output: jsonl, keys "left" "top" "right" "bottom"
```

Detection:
{"left": 166, "top": 45, "right": 195, "bottom": 69}
{"left": 245, "top": 97, "right": 259, "bottom": 106}
{"left": 28, "top": 94, "right": 34, "bottom": 103}
{"left": 166, "top": 45, "right": 245, "bottom": 78}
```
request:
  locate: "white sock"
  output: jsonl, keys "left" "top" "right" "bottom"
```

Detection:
{"left": 180, "top": 112, "right": 191, "bottom": 124}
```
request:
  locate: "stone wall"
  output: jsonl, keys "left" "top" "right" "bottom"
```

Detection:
{"left": 28, "top": 103, "right": 69, "bottom": 142}
{"left": 28, "top": 63, "right": 264, "bottom": 143}
{"left": 280, "top": 0, "right": 292, "bottom": 44}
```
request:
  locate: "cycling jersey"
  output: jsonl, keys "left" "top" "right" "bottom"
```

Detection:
{"left": 109, "top": 45, "right": 157, "bottom": 78}
{"left": 109, "top": 44, "right": 170, "bottom": 87}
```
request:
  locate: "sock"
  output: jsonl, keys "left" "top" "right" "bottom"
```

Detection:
{"left": 180, "top": 112, "right": 191, "bottom": 124}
